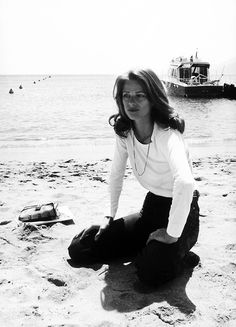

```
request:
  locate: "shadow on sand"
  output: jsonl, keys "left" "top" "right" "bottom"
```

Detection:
{"left": 67, "top": 257, "right": 197, "bottom": 317}
{"left": 100, "top": 259, "right": 196, "bottom": 315}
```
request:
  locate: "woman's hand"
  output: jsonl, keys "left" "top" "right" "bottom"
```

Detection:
{"left": 80, "top": 224, "right": 100, "bottom": 241}
{"left": 80, "top": 216, "right": 113, "bottom": 242}
{"left": 147, "top": 228, "right": 178, "bottom": 244}
{"left": 95, "top": 216, "right": 113, "bottom": 241}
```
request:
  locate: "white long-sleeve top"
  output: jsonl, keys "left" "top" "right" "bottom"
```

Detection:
{"left": 109, "top": 123, "right": 195, "bottom": 238}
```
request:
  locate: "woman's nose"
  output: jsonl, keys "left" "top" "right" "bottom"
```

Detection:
{"left": 128, "top": 96, "right": 137, "bottom": 105}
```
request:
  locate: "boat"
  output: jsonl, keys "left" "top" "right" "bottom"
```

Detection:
{"left": 162, "top": 54, "right": 224, "bottom": 98}
{"left": 223, "top": 83, "right": 236, "bottom": 99}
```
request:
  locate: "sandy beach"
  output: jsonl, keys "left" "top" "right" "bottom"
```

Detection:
{"left": 0, "top": 143, "right": 236, "bottom": 327}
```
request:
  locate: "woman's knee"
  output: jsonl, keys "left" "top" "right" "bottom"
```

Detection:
{"left": 68, "top": 228, "right": 97, "bottom": 262}
{"left": 68, "top": 234, "right": 82, "bottom": 261}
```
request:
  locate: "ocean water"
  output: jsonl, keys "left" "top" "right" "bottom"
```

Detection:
{"left": 0, "top": 75, "right": 236, "bottom": 160}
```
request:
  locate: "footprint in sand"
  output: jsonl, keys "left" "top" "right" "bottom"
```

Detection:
{"left": 220, "top": 262, "right": 236, "bottom": 274}
{"left": 194, "top": 176, "right": 207, "bottom": 181}
{"left": 0, "top": 206, "right": 10, "bottom": 212}
{"left": 225, "top": 244, "right": 236, "bottom": 251}
{"left": 0, "top": 220, "right": 11, "bottom": 225}
{"left": 47, "top": 277, "right": 67, "bottom": 287}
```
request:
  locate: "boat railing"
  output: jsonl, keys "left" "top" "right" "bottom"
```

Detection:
{"left": 203, "top": 79, "right": 220, "bottom": 86}
{"left": 188, "top": 74, "right": 208, "bottom": 85}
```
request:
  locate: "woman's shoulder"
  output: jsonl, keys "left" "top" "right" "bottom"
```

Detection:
{"left": 154, "top": 125, "right": 189, "bottom": 159}
{"left": 115, "top": 131, "right": 132, "bottom": 148}
{"left": 154, "top": 124, "right": 182, "bottom": 140}
{"left": 115, "top": 130, "right": 132, "bottom": 140}
{"left": 153, "top": 124, "right": 186, "bottom": 152}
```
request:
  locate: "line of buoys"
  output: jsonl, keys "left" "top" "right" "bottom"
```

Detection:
{"left": 33, "top": 75, "right": 52, "bottom": 85}
{"left": 9, "top": 75, "right": 52, "bottom": 94}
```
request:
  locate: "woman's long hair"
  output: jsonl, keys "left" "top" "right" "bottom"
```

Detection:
{"left": 109, "top": 69, "right": 185, "bottom": 137}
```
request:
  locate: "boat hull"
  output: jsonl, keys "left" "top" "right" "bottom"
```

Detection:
{"left": 163, "top": 81, "right": 224, "bottom": 98}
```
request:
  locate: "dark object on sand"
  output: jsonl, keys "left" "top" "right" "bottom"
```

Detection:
{"left": 19, "top": 203, "right": 58, "bottom": 223}
{"left": 18, "top": 203, "right": 75, "bottom": 226}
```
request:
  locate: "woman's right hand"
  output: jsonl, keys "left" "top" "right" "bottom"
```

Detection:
{"left": 94, "top": 216, "right": 113, "bottom": 241}
{"left": 80, "top": 224, "right": 100, "bottom": 241}
{"left": 80, "top": 216, "right": 113, "bottom": 242}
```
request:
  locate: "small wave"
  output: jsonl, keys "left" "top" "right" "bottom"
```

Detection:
{"left": 187, "top": 136, "right": 236, "bottom": 145}
{"left": 0, "top": 134, "right": 112, "bottom": 142}
{"left": 0, "top": 136, "right": 49, "bottom": 142}
{"left": 0, "top": 137, "right": 114, "bottom": 149}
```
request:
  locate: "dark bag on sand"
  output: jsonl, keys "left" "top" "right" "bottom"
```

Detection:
{"left": 19, "top": 203, "right": 58, "bottom": 223}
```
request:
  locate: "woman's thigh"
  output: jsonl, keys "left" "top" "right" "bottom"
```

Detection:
{"left": 68, "top": 213, "right": 143, "bottom": 262}
{"left": 140, "top": 192, "right": 172, "bottom": 231}
{"left": 94, "top": 213, "right": 147, "bottom": 259}
{"left": 123, "top": 212, "right": 141, "bottom": 231}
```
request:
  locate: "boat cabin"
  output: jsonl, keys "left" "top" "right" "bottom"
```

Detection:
{"left": 168, "top": 56, "right": 210, "bottom": 85}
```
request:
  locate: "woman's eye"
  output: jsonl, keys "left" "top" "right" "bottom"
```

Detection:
{"left": 122, "top": 93, "right": 129, "bottom": 99}
{"left": 122, "top": 92, "right": 147, "bottom": 101}
{"left": 137, "top": 93, "right": 146, "bottom": 99}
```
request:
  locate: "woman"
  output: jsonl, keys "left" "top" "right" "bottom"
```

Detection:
{"left": 68, "top": 69, "right": 200, "bottom": 286}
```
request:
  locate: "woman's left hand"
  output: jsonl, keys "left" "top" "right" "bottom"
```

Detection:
{"left": 147, "top": 228, "right": 178, "bottom": 244}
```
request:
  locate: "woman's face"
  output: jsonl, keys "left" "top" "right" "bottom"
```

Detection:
{"left": 122, "top": 80, "right": 152, "bottom": 122}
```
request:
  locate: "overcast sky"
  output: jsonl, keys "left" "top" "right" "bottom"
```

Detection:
{"left": 0, "top": 0, "right": 235, "bottom": 74}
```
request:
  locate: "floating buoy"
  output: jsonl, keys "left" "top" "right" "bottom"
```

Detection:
{"left": 9, "top": 88, "right": 14, "bottom": 94}
{"left": 19, "top": 85, "right": 23, "bottom": 89}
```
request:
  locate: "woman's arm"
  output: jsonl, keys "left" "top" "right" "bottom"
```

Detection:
{"left": 83, "top": 136, "right": 128, "bottom": 242}
{"left": 160, "top": 130, "right": 195, "bottom": 238}
{"left": 109, "top": 135, "right": 128, "bottom": 218}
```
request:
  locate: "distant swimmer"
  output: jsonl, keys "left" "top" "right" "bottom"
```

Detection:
{"left": 9, "top": 88, "right": 14, "bottom": 94}
{"left": 19, "top": 85, "right": 23, "bottom": 89}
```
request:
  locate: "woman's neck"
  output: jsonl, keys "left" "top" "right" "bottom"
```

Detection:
{"left": 133, "top": 119, "right": 154, "bottom": 144}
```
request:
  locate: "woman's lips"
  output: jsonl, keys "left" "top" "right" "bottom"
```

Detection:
{"left": 128, "top": 108, "right": 139, "bottom": 112}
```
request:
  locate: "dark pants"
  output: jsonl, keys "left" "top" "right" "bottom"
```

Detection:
{"left": 68, "top": 190, "right": 200, "bottom": 286}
